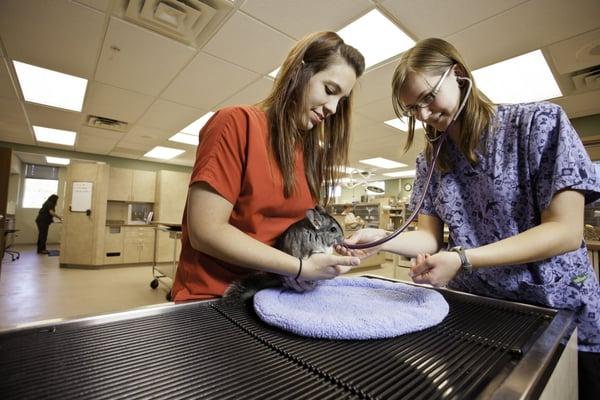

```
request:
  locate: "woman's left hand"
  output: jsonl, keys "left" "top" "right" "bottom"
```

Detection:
{"left": 410, "top": 252, "right": 462, "bottom": 287}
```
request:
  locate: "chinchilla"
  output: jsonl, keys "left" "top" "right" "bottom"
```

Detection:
{"left": 222, "top": 205, "right": 344, "bottom": 303}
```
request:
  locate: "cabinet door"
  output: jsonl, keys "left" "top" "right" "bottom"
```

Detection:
{"left": 132, "top": 170, "right": 156, "bottom": 202}
{"left": 139, "top": 237, "right": 156, "bottom": 263}
{"left": 108, "top": 168, "right": 132, "bottom": 201}
{"left": 123, "top": 240, "right": 140, "bottom": 263}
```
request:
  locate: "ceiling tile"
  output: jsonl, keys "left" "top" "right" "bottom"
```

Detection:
{"left": 0, "top": 98, "right": 29, "bottom": 136}
{"left": 72, "top": 0, "right": 111, "bottom": 13}
{"left": 137, "top": 99, "right": 205, "bottom": 132}
{"left": 0, "top": 58, "right": 18, "bottom": 100}
{"left": 95, "top": 17, "right": 196, "bottom": 96}
{"left": 0, "top": 0, "right": 105, "bottom": 78}
{"left": 25, "top": 104, "right": 84, "bottom": 132}
{"left": 446, "top": 0, "right": 600, "bottom": 69}
{"left": 162, "top": 51, "right": 260, "bottom": 109}
{"left": 216, "top": 77, "right": 273, "bottom": 108}
{"left": 75, "top": 129, "right": 120, "bottom": 155}
{"left": 353, "top": 59, "right": 398, "bottom": 107}
{"left": 202, "top": 11, "right": 296, "bottom": 74}
{"left": 381, "top": 0, "right": 525, "bottom": 39}
{"left": 547, "top": 28, "right": 600, "bottom": 75}
{"left": 83, "top": 81, "right": 155, "bottom": 124}
{"left": 118, "top": 125, "right": 171, "bottom": 147}
{"left": 241, "top": 0, "right": 372, "bottom": 39}
{"left": 552, "top": 91, "right": 600, "bottom": 119}
{"left": 356, "top": 97, "right": 397, "bottom": 124}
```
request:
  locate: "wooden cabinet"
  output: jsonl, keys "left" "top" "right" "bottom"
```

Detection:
{"left": 155, "top": 229, "right": 182, "bottom": 263}
{"left": 154, "top": 170, "right": 189, "bottom": 223}
{"left": 123, "top": 226, "right": 155, "bottom": 263}
{"left": 107, "top": 168, "right": 132, "bottom": 201}
{"left": 108, "top": 167, "right": 156, "bottom": 202}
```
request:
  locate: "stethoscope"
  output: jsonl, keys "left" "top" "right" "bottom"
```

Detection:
{"left": 345, "top": 76, "right": 473, "bottom": 250}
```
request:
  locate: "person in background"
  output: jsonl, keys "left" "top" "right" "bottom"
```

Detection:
{"left": 342, "top": 38, "right": 600, "bottom": 399}
{"left": 35, "top": 194, "right": 62, "bottom": 254}
{"left": 171, "top": 31, "right": 365, "bottom": 300}
{"left": 342, "top": 205, "right": 364, "bottom": 230}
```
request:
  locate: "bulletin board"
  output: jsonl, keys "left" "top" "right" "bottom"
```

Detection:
{"left": 71, "top": 181, "right": 93, "bottom": 212}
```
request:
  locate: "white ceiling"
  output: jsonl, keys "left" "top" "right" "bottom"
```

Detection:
{"left": 0, "top": 0, "right": 599, "bottom": 180}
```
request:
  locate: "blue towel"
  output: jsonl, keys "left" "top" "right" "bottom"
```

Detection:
{"left": 254, "top": 277, "right": 449, "bottom": 340}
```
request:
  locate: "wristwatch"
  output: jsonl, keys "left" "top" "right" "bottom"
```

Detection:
{"left": 449, "top": 246, "right": 473, "bottom": 274}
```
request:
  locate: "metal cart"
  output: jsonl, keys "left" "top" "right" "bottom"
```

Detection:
{"left": 150, "top": 224, "right": 182, "bottom": 301}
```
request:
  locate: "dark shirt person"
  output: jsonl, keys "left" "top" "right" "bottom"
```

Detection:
{"left": 35, "top": 194, "right": 62, "bottom": 254}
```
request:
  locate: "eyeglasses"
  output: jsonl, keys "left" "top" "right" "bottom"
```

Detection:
{"left": 400, "top": 65, "right": 454, "bottom": 117}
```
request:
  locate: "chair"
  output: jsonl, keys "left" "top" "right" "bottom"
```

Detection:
{"left": 3, "top": 229, "right": 20, "bottom": 261}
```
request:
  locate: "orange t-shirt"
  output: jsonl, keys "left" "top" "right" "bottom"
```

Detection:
{"left": 172, "top": 105, "right": 315, "bottom": 301}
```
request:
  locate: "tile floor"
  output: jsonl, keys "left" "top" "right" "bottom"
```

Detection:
{"left": 0, "top": 244, "right": 397, "bottom": 329}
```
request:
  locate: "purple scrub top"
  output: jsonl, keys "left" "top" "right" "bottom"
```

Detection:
{"left": 410, "top": 102, "right": 600, "bottom": 352}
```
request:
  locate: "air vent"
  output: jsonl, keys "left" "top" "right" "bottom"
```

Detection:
{"left": 571, "top": 66, "right": 600, "bottom": 91}
{"left": 124, "top": 0, "right": 217, "bottom": 45}
{"left": 87, "top": 115, "right": 129, "bottom": 132}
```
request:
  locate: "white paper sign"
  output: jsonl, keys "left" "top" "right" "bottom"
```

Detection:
{"left": 71, "top": 182, "right": 93, "bottom": 212}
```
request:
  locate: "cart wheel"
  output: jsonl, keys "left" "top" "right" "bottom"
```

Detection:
{"left": 166, "top": 292, "right": 172, "bottom": 301}
{"left": 150, "top": 279, "right": 159, "bottom": 289}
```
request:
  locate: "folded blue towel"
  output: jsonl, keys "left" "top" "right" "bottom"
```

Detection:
{"left": 254, "top": 277, "right": 449, "bottom": 340}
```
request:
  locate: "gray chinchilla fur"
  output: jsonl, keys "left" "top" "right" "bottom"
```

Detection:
{"left": 222, "top": 205, "right": 344, "bottom": 303}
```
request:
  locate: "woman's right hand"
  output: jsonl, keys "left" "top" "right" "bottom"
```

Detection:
{"left": 336, "top": 228, "right": 388, "bottom": 258}
{"left": 300, "top": 253, "right": 361, "bottom": 280}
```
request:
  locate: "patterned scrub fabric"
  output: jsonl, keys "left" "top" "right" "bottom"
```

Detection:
{"left": 410, "top": 102, "right": 600, "bottom": 352}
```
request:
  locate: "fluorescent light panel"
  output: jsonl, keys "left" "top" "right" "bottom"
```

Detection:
{"left": 338, "top": 166, "right": 364, "bottom": 174}
{"left": 13, "top": 61, "right": 87, "bottom": 112}
{"left": 384, "top": 117, "right": 409, "bottom": 131}
{"left": 384, "top": 169, "right": 416, "bottom": 178}
{"left": 45, "top": 156, "right": 70, "bottom": 165}
{"left": 144, "top": 146, "right": 185, "bottom": 160}
{"left": 169, "top": 132, "right": 198, "bottom": 146}
{"left": 268, "top": 67, "right": 280, "bottom": 79}
{"left": 33, "top": 126, "right": 76, "bottom": 146}
{"left": 359, "top": 157, "right": 407, "bottom": 169}
{"left": 181, "top": 112, "right": 215, "bottom": 135}
{"left": 337, "top": 9, "right": 414, "bottom": 69}
{"left": 267, "top": 10, "right": 414, "bottom": 77}
{"left": 472, "top": 49, "right": 562, "bottom": 104}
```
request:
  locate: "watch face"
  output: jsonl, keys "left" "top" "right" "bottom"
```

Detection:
{"left": 404, "top": 183, "right": 412, "bottom": 192}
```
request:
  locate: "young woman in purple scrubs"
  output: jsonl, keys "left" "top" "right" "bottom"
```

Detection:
{"left": 344, "top": 38, "right": 600, "bottom": 399}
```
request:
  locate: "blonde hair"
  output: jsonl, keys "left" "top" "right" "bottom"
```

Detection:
{"left": 391, "top": 38, "right": 495, "bottom": 170}
{"left": 258, "top": 32, "right": 365, "bottom": 203}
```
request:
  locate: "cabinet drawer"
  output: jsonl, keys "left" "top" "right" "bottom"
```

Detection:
{"left": 123, "top": 227, "right": 155, "bottom": 239}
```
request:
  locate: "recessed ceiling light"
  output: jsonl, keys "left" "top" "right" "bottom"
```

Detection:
{"left": 384, "top": 118, "right": 409, "bottom": 131}
{"left": 337, "top": 9, "right": 414, "bottom": 69}
{"left": 144, "top": 146, "right": 185, "bottom": 160}
{"left": 383, "top": 169, "right": 416, "bottom": 178}
{"left": 33, "top": 126, "right": 76, "bottom": 146}
{"left": 45, "top": 156, "right": 70, "bottom": 165}
{"left": 472, "top": 49, "right": 562, "bottom": 104}
{"left": 181, "top": 112, "right": 215, "bottom": 135}
{"left": 13, "top": 61, "right": 87, "bottom": 112}
{"left": 169, "top": 132, "right": 198, "bottom": 146}
{"left": 359, "top": 157, "right": 407, "bottom": 169}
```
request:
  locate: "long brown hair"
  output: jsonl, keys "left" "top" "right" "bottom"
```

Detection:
{"left": 391, "top": 38, "right": 495, "bottom": 171}
{"left": 258, "top": 31, "right": 364, "bottom": 203}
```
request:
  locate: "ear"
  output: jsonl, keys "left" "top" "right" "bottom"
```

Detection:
{"left": 305, "top": 208, "right": 323, "bottom": 229}
{"left": 453, "top": 64, "right": 468, "bottom": 79}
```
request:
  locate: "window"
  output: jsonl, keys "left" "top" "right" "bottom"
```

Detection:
{"left": 22, "top": 164, "right": 59, "bottom": 209}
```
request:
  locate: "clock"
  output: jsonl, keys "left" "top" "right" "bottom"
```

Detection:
{"left": 403, "top": 183, "right": 413, "bottom": 192}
